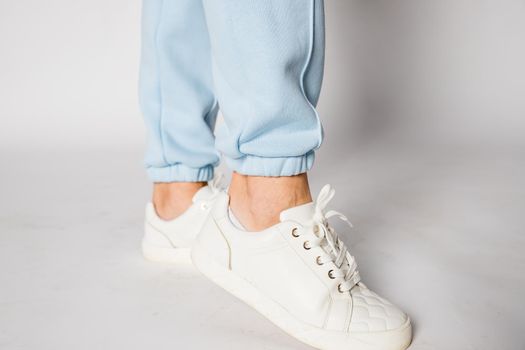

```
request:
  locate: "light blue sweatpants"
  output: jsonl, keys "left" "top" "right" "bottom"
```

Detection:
{"left": 139, "top": 0, "right": 325, "bottom": 182}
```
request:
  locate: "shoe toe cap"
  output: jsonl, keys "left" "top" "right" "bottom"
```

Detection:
{"left": 349, "top": 285, "right": 408, "bottom": 332}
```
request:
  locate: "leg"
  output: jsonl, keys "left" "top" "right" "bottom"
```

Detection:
{"left": 192, "top": 2, "right": 412, "bottom": 349}
{"left": 228, "top": 173, "right": 312, "bottom": 230}
{"left": 139, "top": 0, "right": 217, "bottom": 219}
{"left": 202, "top": 0, "right": 325, "bottom": 229}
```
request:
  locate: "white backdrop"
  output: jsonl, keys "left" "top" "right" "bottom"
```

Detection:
{"left": 0, "top": 1, "right": 142, "bottom": 151}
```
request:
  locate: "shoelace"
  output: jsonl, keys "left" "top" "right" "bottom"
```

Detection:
{"left": 299, "top": 185, "right": 361, "bottom": 293}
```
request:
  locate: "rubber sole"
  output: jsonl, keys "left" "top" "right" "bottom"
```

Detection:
{"left": 142, "top": 241, "right": 191, "bottom": 264}
{"left": 191, "top": 241, "right": 412, "bottom": 350}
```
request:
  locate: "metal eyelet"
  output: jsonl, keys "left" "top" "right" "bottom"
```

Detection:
{"left": 338, "top": 284, "right": 345, "bottom": 293}
{"left": 291, "top": 227, "right": 299, "bottom": 237}
{"left": 316, "top": 256, "right": 323, "bottom": 265}
{"left": 200, "top": 203, "right": 209, "bottom": 210}
{"left": 303, "top": 241, "right": 311, "bottom": 250}
{"left": 328, "top": 269, "right": 335, "bottom": 279}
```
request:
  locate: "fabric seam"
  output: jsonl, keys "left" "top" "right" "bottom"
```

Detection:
{"left": 154, "top": 0, "right": 168, "bottom": 165}
{"left": 299, "top": 0, "right": 323, "bottom": 149}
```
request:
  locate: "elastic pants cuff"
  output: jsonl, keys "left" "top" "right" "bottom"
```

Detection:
{"left": 225, "top": 151, "right": 315, "bottom": 177}
{"left": 147, "top": 164, "right": 214, "bottom": 182}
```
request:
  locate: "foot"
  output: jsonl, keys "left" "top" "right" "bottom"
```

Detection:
{"left": 191, "top": 184, "right": 412, "bottom": 350}
{"left": 142, "top": 176, "right": 223, "bottom": 263}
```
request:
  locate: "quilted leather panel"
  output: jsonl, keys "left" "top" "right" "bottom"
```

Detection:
{"left": 348, "top": 285, "right": 407, "bottom": 332}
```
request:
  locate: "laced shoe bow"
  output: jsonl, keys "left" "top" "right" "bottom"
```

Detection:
{"left": 302, "top": 185, "right": 361, "bottom": 293}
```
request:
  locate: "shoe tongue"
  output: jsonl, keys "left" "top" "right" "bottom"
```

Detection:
{"left": 279, "top": 202, "right": 315, "bottom": 224}
{"left": 192, "top": 185, "right": 213, "bottom": 203}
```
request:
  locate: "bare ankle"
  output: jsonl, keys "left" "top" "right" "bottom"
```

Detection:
{"left": 153, "top": 182, "right": 206, "bottom": 220}
{"left": 228, "top": 172, "right": 312, "bottom": 231}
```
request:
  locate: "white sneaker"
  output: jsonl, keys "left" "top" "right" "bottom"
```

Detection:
{"left": 142, "top": 177, "right": 223, "bottom": 264}
{"left": 191, "top": 185, "right": 412, "bottom": 350}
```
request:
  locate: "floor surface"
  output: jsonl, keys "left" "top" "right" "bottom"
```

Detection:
{"left": 1, "top": 145, "right": 524, "bottom": 350}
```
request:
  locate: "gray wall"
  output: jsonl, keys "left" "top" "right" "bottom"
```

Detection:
{"left": 320, "top": 0, "right": 525, "bottom": 158}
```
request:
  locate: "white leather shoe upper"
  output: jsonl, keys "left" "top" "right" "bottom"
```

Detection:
{"left": 142, "top": 176, "right": 224, "bottom": 263}
{"left": 195, "top": 184, "right": 409, "bottom": 334}
{"left": 144, "top": 185, "right": 219, "bottom": 248}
